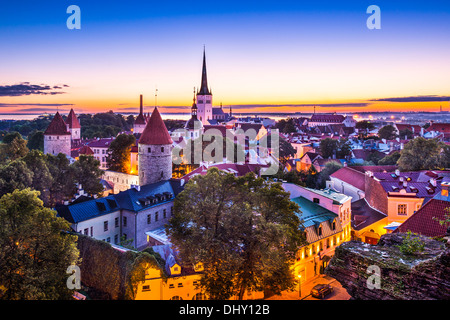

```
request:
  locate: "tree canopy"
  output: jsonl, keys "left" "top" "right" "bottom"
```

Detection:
{"left": 167, "top": 168, "right": 306, "bottom": 299}
{"left": 397, "top": 137, "right": 449, "bottom": 171}
{"left": 106, "top": 133, "right": 136, "bottom": 173}
{"left": 0, "top": 189, "right": 79, "bottom": 299}
{"left": 378, "top": 125, "right": 397, "bottom": 140}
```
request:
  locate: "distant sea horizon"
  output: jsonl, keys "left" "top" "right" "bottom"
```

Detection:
{"left": 1, "top": 110, "right": 449, "bottom": 122}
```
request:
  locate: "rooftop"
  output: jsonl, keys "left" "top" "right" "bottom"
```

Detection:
{"left": 56, "top": 179, "right": 184, "bottom": 223}
{"left": 303, "top": 187, "right": 352, "bottom": 205}
{"left": 139, "top": 107, "right": 173, "bottom": 145}
{"left": 44, "top": 112, "right": 71, "bottom": 135}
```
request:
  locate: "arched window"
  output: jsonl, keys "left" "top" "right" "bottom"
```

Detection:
{"left": 192, "top": 293, "right": 207, "bottom": 300}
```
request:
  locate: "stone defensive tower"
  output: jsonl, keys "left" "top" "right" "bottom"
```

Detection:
{"left": 43, "top": 111, "right": 72, "bottom": 157}
{"left": 138, "top": 107, "right": 173, "bottom": 186}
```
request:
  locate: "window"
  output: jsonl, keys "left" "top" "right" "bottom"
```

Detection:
{"left": 193, "top": 293, "right": 207, "bottom": 300}
{"left": 114, "top": 234, "right": 118, "bottom": 244}
{"left": 123, "top": 216, "right": 127, "bottom": 227}
{"left": 115, "top": 217, "right": 119, "bottom": 228}
{"left": 155, "top": 212, "right": 159, "bottom": 222}
{"left": 332, "top": 221, "right": 336, "bottom": 230}
{"left": 84, "top": 228, "right": 88, "bottom": 235}
{"left": 106, "top": 237, "right": 110, "bottom": 243}
{"left": 104, "top": 221, "right": 108, "bottom": 232}
{"left": 169, "top": 284, "right": 175, "bottom": 289}
{"left": 147, "top": 214, "right": 151, "bottom": 224}
{"left": 142, "top": 285, "right": 150, "bottom": 292}
{"left": 177, "top": 283, "right": 183, "bottom": 288}
{"left": 148, "top": 147, "right": 151, "bottom": 153}
{"left": 163, "top": 209, "right": 166, "bottom": 219}
{"left": 398, "top": 204, "right": 407, "bottom": 215}
{"left": 161, "top": 147, "right": 164, "bottom": 152}
{"left": 90, "top": 227, "right": 93, "bottom": 237}
{"left": 313, "top": 198, "right": 320, "bottom": 204}
{"left": 170, "top": 296, "right": 182, "bottom": 300}
{"left": 318, "top": 226, "right": 322, "bottom": 236}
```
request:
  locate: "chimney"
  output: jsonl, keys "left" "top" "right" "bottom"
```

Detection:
{"left": 430, "top": 178, "right": 437, "bottom": 187}
{"left": 441, "top": 182, "right": 450, "bottom": 197}
{"left": 395, "top": 169, "right": 400, "bottom": 176}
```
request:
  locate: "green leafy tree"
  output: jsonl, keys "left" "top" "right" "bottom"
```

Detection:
{"left": 106, "top": 133, "right": 136, "bottom": 173}
{"left": 378, "top": 125, "right": 398, "bottom": 140}
{"left": 397, "top": 137, "right": 445, "bottom": 171}
{"left": 27, "top": 130, "right": 44, "bottom": 151}
{"left": 46, "top": 153, "right": 76, "bottom": 206}
{"left": 22, "top": 150, "right": 54, "bottom": 206}
{"left": 378, "top": 151, "right": 401, "bottom": 165}
{"left": 355, "top": 121, "right": 375, "bottom": 139}
{"left": 316, "top": 161, "right": 343, "bottom": 189}
{"left": 0, "top": 160, "right": 34, "bottom": 197}
{"left": 3, "top": 136, "right": 29, "bottom": 161}
{"left": 320, "top": 138, "right": 350, "bottom": 159}
{"left": 71, "top": 155, "right": 104, "bottom": 196}
{"left": 399, "top": 128, "right": 414, "bottom": 140}
{"left": 2, "top": 131, "right": 22, "bottom": 144}
{"left": 0, "top": 189, "right": 79, "bottom": 299}
{"left": 167, "top": 168, "right": 305, "bottom": 300}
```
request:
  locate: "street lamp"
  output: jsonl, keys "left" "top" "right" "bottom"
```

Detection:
{"left": 298, "top": 274, "right": 302, "bottom": 299}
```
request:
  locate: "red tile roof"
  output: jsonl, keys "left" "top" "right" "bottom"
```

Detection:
{"left": 139, "top": 107, "right": 173, "bottom": 145}
{"left": 66, "top": 109, "right": 81, "bottom": 129}
{"left": 394, "top": 199, "right": 449, "bottom": 237}
{"left": 44, "top": 112, "right": 71, "bottom": 135}
{"left": 134, "top": 112, "right": 146, "bottom": 125}
{"left": 330, "top": 167, "right": 366, "bottom": 191}
{"left": 426, "top": 123, "right": 450, "bottom": 133}
{"left": 310, "top": 114, "right": 345, "bottom": 123}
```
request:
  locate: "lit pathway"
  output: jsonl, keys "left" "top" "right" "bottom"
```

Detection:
{"left": 265, "top": 275, "right": 351, "bottom": 300}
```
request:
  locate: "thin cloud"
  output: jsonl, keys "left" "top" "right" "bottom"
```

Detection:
{"left": 228, "top": 103, "right": 369, "bottom": 109}
{"left": 371, "top": 95, "right": 450, "bottom": 102}
{"left": 0, "top": 103, "right": 74, "bottom": 108}
{"left": 0, "top": 82, "right": 69, "bottom": 96}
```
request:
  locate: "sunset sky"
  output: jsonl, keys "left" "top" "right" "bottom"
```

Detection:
{"left": 1, "top": 0, "right": 449, "bottom": 116}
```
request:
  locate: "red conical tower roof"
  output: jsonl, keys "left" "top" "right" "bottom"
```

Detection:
{"left": 139, "top": 107, "right": 173, "bottom": 145}
{"left": 44, "top": 112, "right": 71, "bottom": 135}
{"left": 66, "top": 108, "right": 81, "bottom": 129}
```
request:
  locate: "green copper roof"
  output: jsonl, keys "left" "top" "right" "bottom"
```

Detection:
{"left": 291, "top": 196, "right": 338, "bottom": 228}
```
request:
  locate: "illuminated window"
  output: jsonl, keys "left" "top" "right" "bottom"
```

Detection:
{"left": 398, "top": 204, "right": 407, "bottom": 215}
{"left": 142, "top": 285, "right": 150, "bottom": 292}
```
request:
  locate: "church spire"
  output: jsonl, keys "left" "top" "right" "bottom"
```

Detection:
{"left": 191, "top": 87, "right": 198, "bottom": 118}
{"left": 198, "top": 46, "right": 211, "bottom": 95}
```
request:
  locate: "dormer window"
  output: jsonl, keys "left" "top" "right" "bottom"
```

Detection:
{"left": 318, "top": 225, "right": 323, "bottom": 236}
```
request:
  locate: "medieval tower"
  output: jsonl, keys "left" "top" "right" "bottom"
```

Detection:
{"left": 65, "top": 108, "right": 81, "bottom": 141}
{"left": 43, "top": 111, "right": 72, "bottom": 157}
{"left": 138, "top": 107, "right": 173, "bottom": 186}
